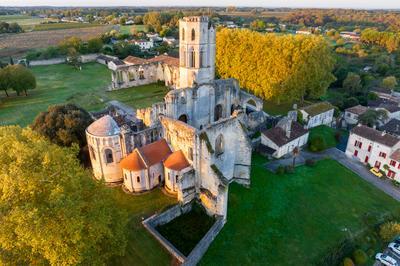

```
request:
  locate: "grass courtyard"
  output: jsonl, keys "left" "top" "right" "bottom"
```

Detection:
{"left": 0, "top": 63, "right": 169, "bottom": 126}
{"left": 110, "top": 188, "right": 176, "bottom": 266}
{"left": 201, "top": 154, "right": 400, "bottom": 265}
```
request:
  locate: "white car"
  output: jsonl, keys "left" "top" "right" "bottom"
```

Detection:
{"left": 376, "top": 253, "right": 398, "bottom": 266}
{"left": 389, "top": 243, "right": 400, "bottom": 256}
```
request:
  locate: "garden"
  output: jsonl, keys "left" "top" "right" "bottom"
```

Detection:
{"left": 200, "top": 154, "right": 400, "bottom": 265}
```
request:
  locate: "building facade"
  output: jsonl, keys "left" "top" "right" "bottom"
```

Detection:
{"left": 345, "top": 124, "right": 400, "bottom": 181}
{"left": 299, "top": 102, "right": 334, "bottom": 129}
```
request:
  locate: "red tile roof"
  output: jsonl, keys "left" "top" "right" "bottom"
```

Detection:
{"left": 137, "top": 139, "right": 172, "bottom": 167}
{"left": 146, "top": 55, "right": 179, "bottom": 67}
{"left": 120, "top": 150, "right": 146, "bottom": 171}
{"left": 123, "top": 56, "right": 147, "bottom": 65}
{"left": 164, "top": 150, "right": 190, "bottom": 171}
{"left": 120, "top": 139, "right": 172, "bottom": 171}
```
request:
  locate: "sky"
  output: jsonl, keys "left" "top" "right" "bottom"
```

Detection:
{"left": 1, "top": 0, "right": 400, "bottom": 9}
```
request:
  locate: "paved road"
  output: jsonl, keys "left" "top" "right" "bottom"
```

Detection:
{"left": 266, "top": 148, "right": 400, "bottom": 202}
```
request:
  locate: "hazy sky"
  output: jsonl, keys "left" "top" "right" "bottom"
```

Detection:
{"left": 1, "top": 0, "right": 400, "bottom": 9}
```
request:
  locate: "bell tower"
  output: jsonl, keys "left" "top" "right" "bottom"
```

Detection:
{"left": 178, "top": 16, "right": 215, "bottom": 89}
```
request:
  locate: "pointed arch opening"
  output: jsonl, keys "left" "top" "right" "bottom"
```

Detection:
{"left": 215, "top": 134, "right": 224, "bottom": 156}
{"left": 191, "top": 28, "right": 195, "bottom": 41}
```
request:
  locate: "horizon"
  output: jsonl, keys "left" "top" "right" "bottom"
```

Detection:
{"left": 1, "top": 1, "right": 400, "bottom": 10}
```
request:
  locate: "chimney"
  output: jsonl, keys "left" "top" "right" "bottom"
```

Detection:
{"left": 286, "top": 122, "right": 292, "bottom": 138}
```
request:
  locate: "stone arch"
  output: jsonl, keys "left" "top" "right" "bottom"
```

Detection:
{"left": 191, "top": 28, "right": 195, "bottom": 41}
{"left": 214, "top": 104, "right": 223, "bottom": 122}
{"left": 178, "top": 114, "right": 188, "bottom": 123}
{"left": 215, "top": 134, "right": 224, "bottom": 156}
{"left": 104, "top": 148, "right": 114, "bottom": 163}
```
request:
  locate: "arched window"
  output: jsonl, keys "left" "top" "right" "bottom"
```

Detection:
{"left": 214, "top": 104, "right": 223, "bottom": 122}
{"left": 178, "top": 114, "right": 188, "bottom": 123}
{"left": 215, "top": 134, "right": 224, "bottom": 156}
{"left": 191, "top": 28, "right": 195, "bottom": 41}
{"left": 190, "top": 50, "right": 196, "bottom": 68}
{"left": 139, "top": 69, "right": 145, "bottom": 80}
{"left": 180, "top": 97, "right": 186, "bottom": 104}
{"left": 104, "top": 149, "right": 113, "bottom": 163}
{"left": 199, "top": 50, "right": 204, "bottom": 68}
{"left": 137, "top": 176, "right": 140, "bottom": 183}
{"left": 182, "top": 28, "right": 185, "bottom": 41}
{"left": 89, "top": 146, "right": 96, "bottom": 160}
{"left": 176, "top": 175, "right": 179, "bottom": 182}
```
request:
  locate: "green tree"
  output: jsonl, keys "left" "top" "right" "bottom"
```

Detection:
{"left": 0, "top": 66, "right": 11, "bottom": 97}
{"left": 343, "top": 72, "right": 362, "bottom": 94}
{"left": 382, "top": 76, "right": 398, "bottom": 90}
{"left": 358, "top": 109, "right": 388, "bottom": 127}
{"left": 134, "top": 15, "right": 143, "bottom": 24}
{"left": 87, "top": 37, "right": 103, "bottom": 53}
{"left": 2, "top": 64, "right": 36, "bottom": 96}
{"left": 31, "top": 104, "right": 93, "bottom": 163}
{"left": 0, "top": 126, "right": 128, "bottom": 265}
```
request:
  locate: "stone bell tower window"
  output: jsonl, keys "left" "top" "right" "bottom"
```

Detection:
{"left": 182, "top": 28, "right": 185, "bottom": 41}
{"left": 104, "top": 149, "right": 114, "bottom": 163}
{"left": 191, "top": 28, "right": 195, "bottom": 41}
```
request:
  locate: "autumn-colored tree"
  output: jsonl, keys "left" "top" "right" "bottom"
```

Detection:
{"left": 216, "top": 28, "right": 336, "bottom": 104}
{"left": 0, "top": 126, "right": 128, "bottom": 265}
{"left": 380, "top": 221, "right": 400, "bottom": 242}
{"left": 382, "top": 76, "right": 398, "bottom": 90}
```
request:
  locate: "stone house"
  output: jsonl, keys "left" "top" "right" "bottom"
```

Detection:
{"left": 260, "top": 117, "right": 309, "bottom": 158}
{"left": 344, "top": 105, "right": 368, "bottom": 127}
{"left": 299, "top": 102, "right": 334, "bottom": 129}
{"left": 345, "top": 124, "right": 400, "bottom": 181}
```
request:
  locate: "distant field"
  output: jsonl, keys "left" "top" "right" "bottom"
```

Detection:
{"left": 32, "top": 23, "right": 103, "bottom": 31}
{"left": 119, "top": 24, "right": 148, "bottom": 35}
{"left": 0, "top": 14, "right": 46, "bottom": 26}
{"left": 0, "top": 25, "right": 112, "bottom": 58}
{"left": 0, "top": 63, "right": 169, "bottom": 126}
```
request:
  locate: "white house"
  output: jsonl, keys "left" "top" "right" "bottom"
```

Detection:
{"left": 345, "top": 124, "right": 400, "bottom": 181}
{"left": 261, "top": 117, "right": 309, "bottom": 158}
{"left": 133, "top": 40, "right": 154, "bottom": 50}
{"left": 344, "top": 105, "right": 368, "bottom": 126}
{"left": 299, "top": 102, "right": 334, "bottom": 129}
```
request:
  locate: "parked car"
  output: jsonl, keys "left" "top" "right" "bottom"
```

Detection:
{"left": 376, "top": 253, "right": 398, "bottom": 266}
{"left": 389, "top": 243, "right": 400, "bottom": 256}
{"left": 370, "top": 167, "right": 383, "bottom": 178}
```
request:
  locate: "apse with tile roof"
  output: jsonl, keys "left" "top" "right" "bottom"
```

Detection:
{"left": 120, "top": 139, "right": 172, "bottom": 193}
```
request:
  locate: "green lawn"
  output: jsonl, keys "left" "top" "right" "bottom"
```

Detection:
{"left": 201, "top": 155, "right": 400, "bottom": 265}
{"left": 119, "top": 25, "right": 148, "bottom": 35}
{"left": 110, "top": 188, "right": 176, "bottom": 265}
{"left": 309, "top": 125, "right": 338, "bottom": 149}
{"left": 0, "top": 63, "right": 169, "bottom": 126}
{"left": 157, "top": 203, "right": 215, "bottom": 256}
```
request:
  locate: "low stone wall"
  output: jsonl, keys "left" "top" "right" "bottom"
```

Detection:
{"left": 183, "top": 216, "right": 225, "bottom": 266}
{"left": 29, "top": 58, "right": 65, "bottom": 66}
{"left": 80, "top": 53, "right": 99, "bottom": 63}
{"left": 142, "top": 202, "right": 225, "bottom": 266}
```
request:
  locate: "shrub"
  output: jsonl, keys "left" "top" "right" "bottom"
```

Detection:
{"left": 352, "top": 249, "right": 368, "bottom": 265}
{"left": 305, "top": 158, "right": 316, "bottom": 167}
{"left": 309, "top": 136, "right": 326, "bottom": 152}
{"left": 379, "top": 221, "right": 400, "bottom": 242}
{"left": 343, "top": 257, "right": 355, "bottom": 266}
{"left": 276, "top": 165, "right": 285, "bottom": 175}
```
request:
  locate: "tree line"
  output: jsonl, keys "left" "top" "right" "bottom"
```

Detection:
{"left": 216, "top": 28, "right": 336, "bottom": 103}
{"left": 0, "top": 21, "right": 22, "bottom": 34}
{"left": 361, "top": 28, "right": 400, "bottom": 53}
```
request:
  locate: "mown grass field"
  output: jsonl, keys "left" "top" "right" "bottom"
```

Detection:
{"left": 119, "top": 24, "right": 148, "bottom": 35}
{"left": 309, "top": 124, "right": 338, "bottom": 149}
{"left": 110, "top": 188, "right": 176, "bottom": 265}
{"left": 0, "top": 63, "right": 169, "bottom": 126}
{"left": 32, "top": 22, "right": 103, "bottom": 31}
{"left": 201, "top": 155, "right": 400, "bottom": 265}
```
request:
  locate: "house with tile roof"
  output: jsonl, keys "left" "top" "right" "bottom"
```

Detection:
{"left": 299, "top": 102, "right": 334, "bottom": 129}
{"left": 260, "top": 117, "right": 309, "bottom": 158}
{"left": 344, "top": 105, "right": 369, "bottom": 126}
{"left": 345, "top": 124, "right": 400, "bottom": 181}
